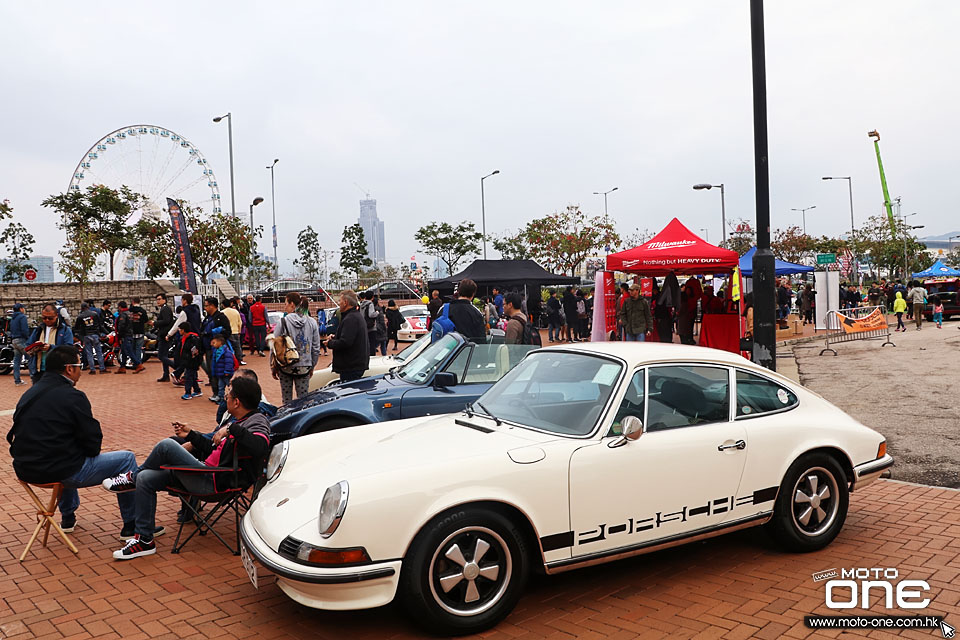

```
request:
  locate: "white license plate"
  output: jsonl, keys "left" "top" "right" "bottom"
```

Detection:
{"left": 240, "top": 540, "right": 258, "bottom": 590}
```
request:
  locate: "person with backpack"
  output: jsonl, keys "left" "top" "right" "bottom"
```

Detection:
{"left": 316, "top": 305, "right": 329, "bottom": 355}
{"left": 176, "top": 322, "right": 203, "bottom": 399}
{"left": 373, "top": 295, "right": 388, "bottom": 356}
{"left": 359, "top": 291, "right": 380, "bottom": 356}
{"left": 503, "top": 293, "right": 542, "bottom": 345}
{"left": 271, "top": 292, "right": 321, "bottom": 405}
{"left": 445, "top": 278, "right": 485, "bottom": 341}
{"left": 114, "top": 301, "right": 133, "bottom": 374}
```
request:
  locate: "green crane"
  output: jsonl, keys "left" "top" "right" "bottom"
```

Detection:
{"left": 868, "top": 130, "right": 898, "bottom": 236}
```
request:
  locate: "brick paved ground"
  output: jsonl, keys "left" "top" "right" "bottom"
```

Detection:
{"left": 1, "top": 350, "right": 958, "bottom": 639}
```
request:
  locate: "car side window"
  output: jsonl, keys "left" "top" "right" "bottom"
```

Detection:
{"left": 443, "top": 347, "right": 471, "bottom": 384}
{"left": 610, "top": 369, "right": 644, "bottom": 436}
{"left": 647, "top": 366, "right": 729, "bottom": 431}
{"left": 735, "top": 370, "right": 798, "bottom": 418}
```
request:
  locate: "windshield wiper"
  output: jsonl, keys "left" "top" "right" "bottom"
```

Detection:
{"left": 473, "top": 402, "right": 502, "bottom": 426}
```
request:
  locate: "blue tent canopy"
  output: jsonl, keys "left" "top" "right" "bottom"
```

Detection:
{"left": 912, "top": 259, "right": 960, "bottom": 278}
{"left": 739, "top": 247, "right": 815, "bottom": 277}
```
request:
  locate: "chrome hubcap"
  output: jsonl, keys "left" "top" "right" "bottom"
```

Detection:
{"left": 429, "top": 526, "right": 512, "bottom": 616}
{"left": 792, "top": 468, "right": 839, "bottom": 537}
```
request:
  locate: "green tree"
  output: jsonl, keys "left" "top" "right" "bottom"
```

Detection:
{"left": 492, "top": 230, "right": 532, "bottom": 260}
{"left": 722, "top": 219, "right": 756, "bottom": 256}
{"left": 380, "top": 264, "right": 399, "bottom": 281}
{"left": 58, "top": 228, "right": 102, "bottom": 296}
{"left": 293, "top": 225, "right": 323, "bottom": 282}
{"left": 852, "top": 214, "right": 931, "bottom": 279}
{"left": 0, "top": 222, "right": 35, "bottom": 282}
{"left": 415, "top": 221, "right": 484, "bottom": 275}
{"left": 0, "top": 199, "right": 14, "bottom": 222}
{"left": 130, "top": 216, "right": 177, "bottom": 279}
{"left": 518, "top": 206, "right": 619, "bottom": 275}
{"left": 620, "top": 227, "right": 654, "bottom": 250}
{"left": 771, "top": 226, "right": 815, "bottom": 264}
{"left": 340, "top": 223, "right": 372, "bottom": 281}
{"left": 42, "top": 185, "right": 145, "bottom": 280}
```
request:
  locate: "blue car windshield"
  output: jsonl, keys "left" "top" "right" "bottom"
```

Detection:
{"left": 398, "top": 334, "right": 460, "bottom": 383}
{"left": 475, "top": 351, "right": 624, "bottom": 436}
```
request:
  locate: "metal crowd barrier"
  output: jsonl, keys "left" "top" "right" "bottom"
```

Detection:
{"left": 820, "top": 304, "right": 894, "bottom": 355}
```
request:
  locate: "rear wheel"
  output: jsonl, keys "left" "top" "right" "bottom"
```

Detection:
{"left": 768, "top": 453, "right": 848, "bottom": 552}
{"left": 401, "top": 507, "right": 529, "bottom": 636}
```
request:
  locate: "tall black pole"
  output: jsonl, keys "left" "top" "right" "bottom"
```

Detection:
{"left": 750, "top": 0, "right": 776, "bottom": 371}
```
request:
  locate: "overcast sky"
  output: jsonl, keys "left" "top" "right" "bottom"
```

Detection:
{"left": 2, "top": 1, "right": 957, "bottom": 275}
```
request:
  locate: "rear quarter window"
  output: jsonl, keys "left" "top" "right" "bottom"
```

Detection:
{"left": 735, "top": 370, "right": 798, "bottom": 418}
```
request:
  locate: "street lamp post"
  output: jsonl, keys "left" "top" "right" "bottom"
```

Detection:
{"left": 212, "top": 113, "right": 236, "bottom": 218}
{"left": 592, "top": 187, "right": 618, "bottom": 253}
{"left": 480, "top": 170, "right": 500, "bottom": 259}
{"left": 249, "top": 197, "right": 264, "bottom": 280}
{"left": 900, "top": 211, "right": 920, "bottom": 279}
{"left": 692, "top": 183, "right": 726, "bottom": 243}
{"left": 790, "top": 205, "right": 816, "bottom": 235}
{"left": 822, "top": 176, "right": 857, "bottom": 283}
{"left": 267, "top": 158, "right": 279, "bottom": 276}
{"left": 700, "top": 228, "right": 709, "bottom": 242}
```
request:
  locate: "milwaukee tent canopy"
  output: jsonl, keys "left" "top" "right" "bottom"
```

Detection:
{"left": 605, "top": 217, "right": 739, "bottom": 275}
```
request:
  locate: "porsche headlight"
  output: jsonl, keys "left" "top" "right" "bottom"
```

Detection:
{"left": 265, "top": 440, "right": 289, "bottom": 482}
{"left": 317, "top": 480, "right": 349, "bottom": 538}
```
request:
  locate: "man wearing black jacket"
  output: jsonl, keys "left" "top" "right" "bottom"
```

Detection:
{"left": 7, "top": 345, "right": 137, "bottom": 534}
{"left": 153, "top": 293, "right": 175, "bottom": 382}
{"left": 446, "top": 278, "right": 486, "bottom": 341}
{"left": 74, "top": 301, "right": 106, "bottom": 374}
{"left": 323, "top": 289, "right": 369, "bottom": 383}
{"left": 104, "top": 375, "right": 271, "bottom": 560}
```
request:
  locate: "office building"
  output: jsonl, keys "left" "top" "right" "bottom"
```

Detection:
{"left": 358, "top": 199, "right": 386, "bottom": 265}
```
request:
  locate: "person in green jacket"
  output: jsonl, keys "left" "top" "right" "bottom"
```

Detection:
{"left": 892, "top": 291, "right": 907, "bottom": 332}
{"left": 617, "top": 283, "right": 653, "bottom": 341}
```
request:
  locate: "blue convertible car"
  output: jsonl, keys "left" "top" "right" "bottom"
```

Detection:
{"left": 269, "top": 333, "right": 536, "bottom": 442}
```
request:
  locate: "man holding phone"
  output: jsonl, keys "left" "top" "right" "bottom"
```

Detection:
{"left": 26, "top": 303, "right": 75, "bottom": 384}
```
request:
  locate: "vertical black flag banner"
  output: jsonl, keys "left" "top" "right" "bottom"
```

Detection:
{"left": 166, "top": 198, "right": 198, "bottom": 294}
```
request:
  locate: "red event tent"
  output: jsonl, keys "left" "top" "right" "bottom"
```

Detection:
{"left": 606, "top": 217, "right": 739, "bottom": 275}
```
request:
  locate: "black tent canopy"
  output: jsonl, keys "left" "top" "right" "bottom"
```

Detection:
{"left": 427, "top": 259, "right": 580, "bottom": 298}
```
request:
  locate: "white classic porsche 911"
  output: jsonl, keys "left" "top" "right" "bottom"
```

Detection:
{"left": 241, "top": 343, "right": 892, "bottom": 635}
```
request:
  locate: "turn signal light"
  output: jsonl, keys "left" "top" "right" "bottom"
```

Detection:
{"left": 298, "top": 545, "right": 370, "bottom": 566}
{"left": 877, "top": 442, "right": 886, "bottom": 459}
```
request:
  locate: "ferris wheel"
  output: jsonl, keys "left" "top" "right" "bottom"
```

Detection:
{"left": 68, "top": 124, "right": 223, "bottom": 219}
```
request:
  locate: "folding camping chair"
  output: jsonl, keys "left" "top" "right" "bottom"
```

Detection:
{"left": 161, "top": 447, "right": 264, "bottom": 555}
{"left": 17, "top": 481, "right": 79, "bottom": 561}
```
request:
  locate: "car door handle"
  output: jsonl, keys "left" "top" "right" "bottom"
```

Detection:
{"left": 717, "top": 440, "right": 746, "bottom": 452}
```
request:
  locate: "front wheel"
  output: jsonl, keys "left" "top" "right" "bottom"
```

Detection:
{"left": 400, "top": 507, "right": 529, "bottom": 636}
{"left": 767, "top": 453, "right": 849, "bottom": 552}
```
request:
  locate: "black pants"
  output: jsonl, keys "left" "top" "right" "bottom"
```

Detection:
{"left": 656, "top": 313, "right": 673, "bottom": 343}
{"left": 157, "top": 336, "right": 174, "bottom": 377}
{"left": 339, "top": 369, "right": 366, "bottom": 383}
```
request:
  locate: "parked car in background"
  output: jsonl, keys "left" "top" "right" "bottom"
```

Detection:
{"left": 251, "top": 280, "right": 329, "bottom": 303}
{"left": 243, "top": 342, "right": 892, "bottom": 635}
{"left": 269, "top": 333, "right": 536, "bottom": 442}
{"left": 924, "top": 291, "right": 960, "bottom": 321}
{"left": 309, "top": 334, "right": 431, "bottom": 391}
{"left": 396, "top": 304, "right": 429, "bottom": 342}
{"left": 360, "top": 281, "right": 421, "bottom": 300}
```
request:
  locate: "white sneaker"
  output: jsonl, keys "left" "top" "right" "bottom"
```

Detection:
{"left": 102, "top": 471, "right": 136, "bottom": 493}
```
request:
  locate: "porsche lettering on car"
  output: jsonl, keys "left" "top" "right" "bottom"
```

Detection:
{"left": 241, "top": 342, "right": 892, "bottom": 635}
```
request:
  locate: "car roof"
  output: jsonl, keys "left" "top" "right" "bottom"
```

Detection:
{"left": 539, "top": 341, "right": 757, "bottom": 370}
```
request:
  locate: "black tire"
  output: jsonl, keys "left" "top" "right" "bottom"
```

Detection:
{"left": 768, "top": 452, "right": 849, "bottom": 552}
{"left": 400, "top": 507, "right": 529, "bottom": 636}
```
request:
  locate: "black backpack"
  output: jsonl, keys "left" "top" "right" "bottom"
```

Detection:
{"left": 517, "top": 317, "right": 542, "bottom": 346}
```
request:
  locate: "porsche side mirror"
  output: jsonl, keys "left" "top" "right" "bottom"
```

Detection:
{"left": 609, "top": 415, "right": 644, "bottom": 448}
{"left": 434, "top": 371, "right": 458, "bottom": 389}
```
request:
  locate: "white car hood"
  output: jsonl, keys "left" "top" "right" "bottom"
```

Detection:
{"left": 287, "top": 415, "right": 554, "bottom": 483}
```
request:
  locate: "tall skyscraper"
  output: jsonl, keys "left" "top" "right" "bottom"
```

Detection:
{"left": 358, "top": 199, "right": 385, "bottom": 265}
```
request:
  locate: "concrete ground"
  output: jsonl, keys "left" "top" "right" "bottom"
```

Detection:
{"left": 792, "top": 317, "right": 960, "bottom": 488}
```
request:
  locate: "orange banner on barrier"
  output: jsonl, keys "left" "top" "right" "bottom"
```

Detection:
{"left": 836, "top": 308, "right": 887, "bottom": 333}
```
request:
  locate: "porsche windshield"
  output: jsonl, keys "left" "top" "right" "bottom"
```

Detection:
{"left": 397, "top": 334, "right": 460, "bottom": 383}
{"left": 475, "top": 351, "right": 623, "bottom": 436}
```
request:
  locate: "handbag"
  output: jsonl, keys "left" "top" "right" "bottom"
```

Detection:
{"left": 271, "top": 316, "right": 301, "bottom": 369}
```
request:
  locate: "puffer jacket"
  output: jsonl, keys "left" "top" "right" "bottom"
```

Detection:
{"left": 893, "top": 292, "right": 908, "bottom": 314}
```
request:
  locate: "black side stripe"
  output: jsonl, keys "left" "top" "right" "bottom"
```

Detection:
{"left": 752, "top": 486, "right": 778, "bottom": 504}
{"left": 540, "top": 531, "right": 574, "bottom": 552}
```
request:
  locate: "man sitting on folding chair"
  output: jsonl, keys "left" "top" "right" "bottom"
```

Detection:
{"left": 102, "top": 376, "right": 271, "bottom": 560}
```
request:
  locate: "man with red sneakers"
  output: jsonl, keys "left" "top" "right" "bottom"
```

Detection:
{"left": 103, "top": 376, "right": 271, "bottom": 560}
